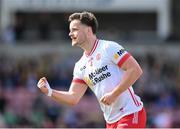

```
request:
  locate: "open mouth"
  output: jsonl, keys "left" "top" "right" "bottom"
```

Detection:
{"left": 72, "top": 37, "right": 77, "bottom": 41}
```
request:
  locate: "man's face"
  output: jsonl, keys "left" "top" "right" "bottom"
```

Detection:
{"left": 69, "top": 20, "right": 88, "bottom": 47}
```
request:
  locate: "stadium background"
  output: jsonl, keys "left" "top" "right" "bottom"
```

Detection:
{"left": 0, "top": 0, "right": 180, "bottom": 128}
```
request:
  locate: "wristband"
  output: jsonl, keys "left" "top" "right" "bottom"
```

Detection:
{"left": 47, "top": 88, "right": 53, "bottom": 97}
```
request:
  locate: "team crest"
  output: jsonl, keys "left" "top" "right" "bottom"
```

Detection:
{"left": 96, "top": 53, "right": 101, "bottom": 61}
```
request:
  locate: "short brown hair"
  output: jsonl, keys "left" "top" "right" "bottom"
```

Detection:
{"left": 68, "top": 11, "right": 98, "bottom": 34}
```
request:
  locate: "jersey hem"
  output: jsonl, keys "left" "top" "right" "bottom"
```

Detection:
{"left": 105, "top": 106, "right": 143, "bottom": 124}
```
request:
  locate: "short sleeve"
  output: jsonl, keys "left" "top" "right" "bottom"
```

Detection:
{"left": 72, "top": 63, "right": 86, "bottom": 84}
{"left": 106, "top": 42, "right": 131, "bottom": 67}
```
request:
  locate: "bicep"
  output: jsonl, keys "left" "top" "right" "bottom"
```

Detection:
{"left": 69, "top": 82, "right": 88, "bottom": 101}
{"left": 120, "top": 56, "right": 142, "bottom": 72}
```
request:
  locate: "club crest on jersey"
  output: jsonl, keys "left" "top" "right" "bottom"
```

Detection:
{"left": 96, "top": 53, "right": 101, "bottom": 61}
{"left": 114, "top": 49, "right": 125, "bottom": 60}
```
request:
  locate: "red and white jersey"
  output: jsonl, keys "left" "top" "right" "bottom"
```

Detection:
{"left": 72, "top": 39, "right": 143, "bottom": 124}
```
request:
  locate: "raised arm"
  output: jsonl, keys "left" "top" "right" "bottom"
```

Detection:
{"left": 37, "top": 77, "right": 88, "bottom": 106}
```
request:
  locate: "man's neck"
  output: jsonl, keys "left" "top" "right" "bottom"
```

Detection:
{"left": 83, "top": 36, "right": 97, "bottom": 55}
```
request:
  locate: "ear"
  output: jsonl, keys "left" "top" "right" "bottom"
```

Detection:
{"left": 87, "top": 26, "right": 93, "bottom": 35}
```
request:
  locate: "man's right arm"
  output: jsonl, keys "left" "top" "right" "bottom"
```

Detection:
{"left": 37, "top": 77, "right": 88, "bottom": 106}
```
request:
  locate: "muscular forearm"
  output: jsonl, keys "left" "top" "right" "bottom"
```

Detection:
{"left": 112, "top": 67, "right": 142, "bottom": 98}
{"left": 37, "top": 77, "right": 87, "bottom": 106}
{"left": 51, "top": 90, "right": 78, "bottom": 106}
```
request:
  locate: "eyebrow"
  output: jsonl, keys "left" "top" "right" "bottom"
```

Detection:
{"left": 71, "top": 27, "right": 78, "bottom": 30}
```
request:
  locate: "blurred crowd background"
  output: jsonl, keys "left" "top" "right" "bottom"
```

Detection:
{"left": 0, "top": 0, "right": 180, "bottom": 128}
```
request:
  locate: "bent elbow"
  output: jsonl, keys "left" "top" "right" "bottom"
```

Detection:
{"left": 133, "top": 66, "right": 143, "bottom": 79}
{"left": 69, "top": 99, "right": 79, "bottom": 106}
{"left": 70, "top": 101, "right": 78, "bottom": 106}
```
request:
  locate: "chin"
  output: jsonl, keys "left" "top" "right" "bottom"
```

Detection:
{"left": 72, "top": 42, "right": 78, "bottom": 46}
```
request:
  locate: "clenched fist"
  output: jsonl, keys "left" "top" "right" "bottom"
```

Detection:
{"left": 37, "top": 77, "right": 52, "bottom": 97}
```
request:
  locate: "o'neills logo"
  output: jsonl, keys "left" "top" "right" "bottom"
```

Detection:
{"left": 88, "top": 65, "right": 111, "bottom": 86}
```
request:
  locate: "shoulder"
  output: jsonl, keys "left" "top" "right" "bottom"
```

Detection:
{"left": 74, "top": 55, "right": 86, "bottom": 70}
{"left": 99, "top": 39, "right": 124, "bottom": 50}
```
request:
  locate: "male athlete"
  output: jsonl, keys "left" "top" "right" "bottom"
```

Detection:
{"left": 37, "top": 11, "right": 146, "bottom": 128}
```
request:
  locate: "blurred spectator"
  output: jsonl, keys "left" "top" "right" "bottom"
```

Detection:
{"left": 2, "top": 25, "right": 15, "bottom": 45}
{"left": 153, "top": 109, "right": 173, "bottom": 128}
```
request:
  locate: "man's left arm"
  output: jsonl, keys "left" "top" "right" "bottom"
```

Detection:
{"left": 100, "top": 56, "right": 143, "bottom": 105}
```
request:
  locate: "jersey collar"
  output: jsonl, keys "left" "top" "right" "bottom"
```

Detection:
{"left": 84, "top": 39, "right": 99, "bottom": 57}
